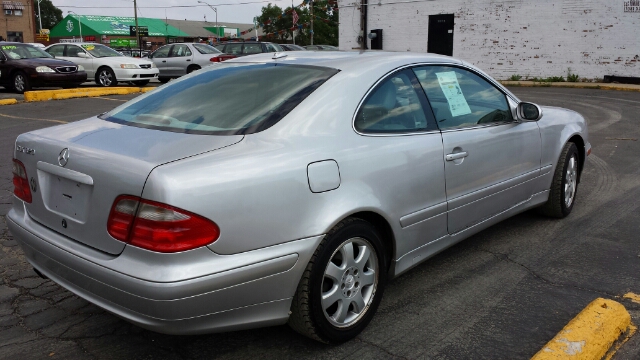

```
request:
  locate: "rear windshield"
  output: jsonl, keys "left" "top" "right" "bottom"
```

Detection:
{"left": 193, "top": 43, "right": 221, "bottom": 54}
{"left": 101, "top": 63, "right": 338, "bottom": 135}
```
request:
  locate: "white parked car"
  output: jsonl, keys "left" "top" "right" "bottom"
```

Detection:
{"left": 45, "top": 43, "right": 159, "bottom": 86}
{"left": 148, "top": 43, "right": 236, "bottom": 83}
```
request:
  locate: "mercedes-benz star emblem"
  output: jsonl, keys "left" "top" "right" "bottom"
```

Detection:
{"left": 30, "top": 177, "right": 37, "bottom": 192}
{"left": 58, "top": 148, "right": 69, "bottom": 167}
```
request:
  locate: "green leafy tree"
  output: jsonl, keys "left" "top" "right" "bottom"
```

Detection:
{"left": 33, "top": 0, "right": 63, "bottom": 32}
{"left": 257, "top": 1, "right": 337, "bottom": 46}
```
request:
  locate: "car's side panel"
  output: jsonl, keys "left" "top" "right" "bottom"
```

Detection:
{"left": 441, "top": 122, "right": 542, "bottom": 234}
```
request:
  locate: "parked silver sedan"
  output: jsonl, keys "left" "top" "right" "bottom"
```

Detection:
{"left": 148, "top": 43, "right": 236, "bottom": 83}
{"left": 8, "top": 52, "right": 590, "bottom": 343}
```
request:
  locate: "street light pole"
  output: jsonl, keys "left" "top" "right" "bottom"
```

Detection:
{"left": 36, "top": 0, "right": 42, "bottom": 31}
{"left": 133, "top": 0, "right": 141, "bottom": 54}
{"left": 198, "top": 1, "right": 218, "bottom": 42}
{"left": 68, "top": 11, "right": 82, "bottom": 42}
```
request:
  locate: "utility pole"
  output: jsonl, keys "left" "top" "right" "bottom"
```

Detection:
{"left": 133, "top": 0, "right": 141, "bottom": 54}
{"left": 198, "top": 1, "right": 218, "bottom": 42}
{"left": 310, "top": 0, "right": 313, "bottom": 45}
{"left": 36, "top": 0, "right": 42, "bottom": 31}
{"left": 292, "top": 0, "right": 295, "bottom": 45}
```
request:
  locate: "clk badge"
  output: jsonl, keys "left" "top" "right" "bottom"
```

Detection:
{"left": 58, "top": 148, "right": 69, "bottom": 167}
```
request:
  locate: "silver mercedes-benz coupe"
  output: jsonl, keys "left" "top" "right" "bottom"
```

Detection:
{"left": 8, "top": 51, "right": 590, "bottom": 343}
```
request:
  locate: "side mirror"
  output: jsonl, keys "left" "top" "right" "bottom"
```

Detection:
{"left": 77, "top": 52, "right": 89, "bottom": 59}
{"left": 518, "top": 102, "right": 543, "bottom": 121}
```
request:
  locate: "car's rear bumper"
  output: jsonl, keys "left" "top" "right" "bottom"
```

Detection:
{"left": 7, "top": 199, "right": 322, "bottom": 335}
{"left": 31, "top": 72, "right": 88, "bottom": 86}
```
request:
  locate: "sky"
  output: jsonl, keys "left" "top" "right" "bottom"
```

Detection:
{"left": 52, "top": 0, "right": 294, "bottom": 24}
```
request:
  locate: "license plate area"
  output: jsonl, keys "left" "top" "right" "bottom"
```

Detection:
{"left": 38, "top": 169, "right": 93, "bottom": 223}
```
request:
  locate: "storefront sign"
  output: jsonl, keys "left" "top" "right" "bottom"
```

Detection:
{"left": 109, "top": 39, "right": 138, "bottom": 47}
{"left": 624, "top": 0, "right": 640, "bottom": 12}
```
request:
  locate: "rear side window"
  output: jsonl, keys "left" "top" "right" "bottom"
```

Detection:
{"left": 193, "top": 43, "right": 220, "bottom": 54}
{"left": 243, "top": 44, "right": 262, "bottom": 55}
{"left": 225, "top": 43, "right": 242, "bottom": 55}
{"left": 355, "top": 70, "right": 435, "bottom": 134}
{"left": 102, "top": 63, "right": 339, "bottom": 135}
{"left": 47, "top": 45, "right": 64, "bottom": 57}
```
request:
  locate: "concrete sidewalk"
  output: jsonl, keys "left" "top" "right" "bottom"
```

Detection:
{"left": 501, "top": 81, "right": 640, "bottom": 92}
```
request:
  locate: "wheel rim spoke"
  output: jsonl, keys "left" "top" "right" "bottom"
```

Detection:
{"left": 359, "top": 270, "right": 375, "bottom": 287}
{"left": 351, "top": 291, "right": 366, "bottom": 313}
{"left": 340, "top": 242, "right": 356, "bottom": 268}
{"left": 333, "top": 300, "right": 349, "bottom": 323}
{"left": 321, "top": 285, "right": 342, "bottom": 310}
{"left": 564, "top": 155, "right": 578, "bottom": 207}
{"left": 324, "top": 262, "right": 343, "bottom": 282}
{"left": 354, "top": 245, "right": 371, "bottom": 271}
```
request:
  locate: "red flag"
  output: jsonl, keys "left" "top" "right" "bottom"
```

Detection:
{"left": 292, "top": 9, "right": 299, "bottom": 26}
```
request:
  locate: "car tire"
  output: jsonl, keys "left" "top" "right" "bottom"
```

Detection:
{"left": 538, "top": 142, "right": 579, "bottom": 218}
{"left": 132, "top": 80, "right": 150, "bottom": 86}
{"left": 12, "top": 71, "right": 31, "bottom": 94}
{"left": 289, "top": 217, "right": 387, "bottom": 343}
{"left": 158, "top": 77, "right": 170, "bottom": 84}
{"left": 95, "top": 67, "right": 118, "bottom": 87}
{"left": 187, "top": 65, "right": 201, "bottom": 74}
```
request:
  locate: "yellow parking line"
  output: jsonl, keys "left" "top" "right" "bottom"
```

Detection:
{"left": 623, "top": 293, "right": 640, "bottom": 304}
{"left": 532, "top": 298, "right": 634, "bottom": 359}
{"left": 0, "top": 113, "right": 67, "bottom": 124}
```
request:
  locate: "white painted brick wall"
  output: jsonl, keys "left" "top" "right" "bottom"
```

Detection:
{"left": 338, "top": 0, "right": 640, "bottom": 79}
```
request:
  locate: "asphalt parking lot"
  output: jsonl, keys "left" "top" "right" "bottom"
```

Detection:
{"left": 0, "top": 87, "right": 639, "bottom": 359}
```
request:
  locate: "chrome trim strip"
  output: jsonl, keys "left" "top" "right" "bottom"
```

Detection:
{"left": 36, "top": 161, "right": 94, "bottom": 186}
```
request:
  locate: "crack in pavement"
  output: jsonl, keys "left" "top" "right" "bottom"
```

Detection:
{"left": 353, "top": 336, "right": 410, "bottom": 359}
{"left": 479, "top": 248, "right": 619, "bottom": 298}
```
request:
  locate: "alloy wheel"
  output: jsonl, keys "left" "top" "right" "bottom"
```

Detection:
{"left": 321, "top": 237, "right": 378, "bottom": 328}
{"left": 14, "top": 75, "right": 25, "bottom": 92}
{"left": 564, "top": 154, "right": 578, "bottom": 208}
{"left": 99, "top": 70, "right": 113, "bottom": 86}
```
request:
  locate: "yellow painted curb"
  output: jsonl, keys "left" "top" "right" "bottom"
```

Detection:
{"left": 0, "top": 98, "right": 18, "bottom": 105}
{"left": 140, "top": 87, "right": 155, "bottom": 93}
{"left": 532, "top": 298, "right": 632, "bottom": 360}
{"left": 24, "top": 87, "right": 149, "bottom": 102}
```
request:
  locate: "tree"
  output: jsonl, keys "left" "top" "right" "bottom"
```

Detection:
{"left": 256, "top": 1, "right": 338, "bottom": 46}
{"left": 33, "top": 0, "right": 63, "bottom": 32}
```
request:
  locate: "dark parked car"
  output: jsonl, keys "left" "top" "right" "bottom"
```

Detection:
{"left": 0, "top": 43, "right": 87, "bottom": 93}
{"left": 280, "top": 44, "right": 307, "bottom": 51}
{"left": 215, "top": 41, "right": 284, "bottom": 56}
{"left": 304, "top": 45, "right": 339, "bottom": 51}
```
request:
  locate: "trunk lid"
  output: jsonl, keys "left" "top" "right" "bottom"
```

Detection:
{"left": 14, "top": 117, "right": 243, "bottom": 255}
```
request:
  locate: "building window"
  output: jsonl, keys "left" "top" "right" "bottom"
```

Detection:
{"left": 2, "top": 1, "right": 24, "bottom": 14}
{"left": 4, "top": 9, "right": 11, "bottom": 15}
{"left": 7, "top": 31, "right": 23, "bottom": 42}
{"left": 13, "top": 9, "right": 21, "bottom": 15}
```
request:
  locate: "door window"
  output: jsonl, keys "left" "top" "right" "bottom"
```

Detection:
{"left": 152, "top": 45, "right": 171, "bottom": 58}
{"left": 66, "top": 46, "right": 86, "bottom": 57}
{"left": 170, "top": 45, "right": 192, "bottom": 57}
{"left": 413, "top": 66, "right": 513, "bottom": 130}
{"left": 354, "top": 70, "right": 434, "bottom": 134}
{"left": 225, "top": 43, "right": 243, "bottom": 55}
{"left": 243, "top": 44, "right": 262, "bottom": 55}
{"left": 47, "top": 45, "right": 65, "bottom": 57}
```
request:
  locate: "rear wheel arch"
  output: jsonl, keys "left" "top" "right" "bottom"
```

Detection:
{"left": 187, "top": 64, "right": 201, "bottom": 74}
{"left": 340, "top": 211, "right": 396, "bottom": 273}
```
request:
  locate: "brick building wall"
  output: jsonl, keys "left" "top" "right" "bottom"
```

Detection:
{"left": 338, "top": 0, "right": 640, "bottom": 80}
{"left": 0, "top": 1, "right": 35, "bottom": 43}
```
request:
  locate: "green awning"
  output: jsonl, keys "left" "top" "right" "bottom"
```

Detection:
{"left": 50, "top": 15, "right": 189, "bottom": 38}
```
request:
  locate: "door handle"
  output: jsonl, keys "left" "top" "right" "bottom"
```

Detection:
{"left": 445, "top": 151, "right": 469, "bottom": 161}
{"left": 162, "top": 60, "right": 166, "bottom": 63}
{"left": 186, "top": 59, "right": 191, "bottom": 62}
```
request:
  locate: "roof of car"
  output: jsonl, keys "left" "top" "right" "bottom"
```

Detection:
{"left": 225, "top": 51, "right": 463, "bottom": 72}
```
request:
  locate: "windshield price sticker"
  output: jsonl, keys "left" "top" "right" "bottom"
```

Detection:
{"left": 1, "top": 46, "right": 17, "bottom": 50}
{"left": 81, "top": 45, "right": 95, "bottom": 51}
{"left": 436, "top": 71, "right": 472, "bottom": 117}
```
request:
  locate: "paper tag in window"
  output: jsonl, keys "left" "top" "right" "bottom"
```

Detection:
{"left": 436, "top": 71, "right": 471, "bottom": 117}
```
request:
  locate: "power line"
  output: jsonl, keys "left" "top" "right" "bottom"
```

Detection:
{"left": 56, "top": 1, "right": 290, "bottom": 9}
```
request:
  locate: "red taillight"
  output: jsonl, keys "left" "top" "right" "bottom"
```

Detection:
{"left": 210, "top": 56, "right": 222, "bottom": 62}
{"left": 107, "top": 195, "right": 220, "bottom": 253}
{"left": 12, "top": 159, "right": 31, "bottom": 203}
